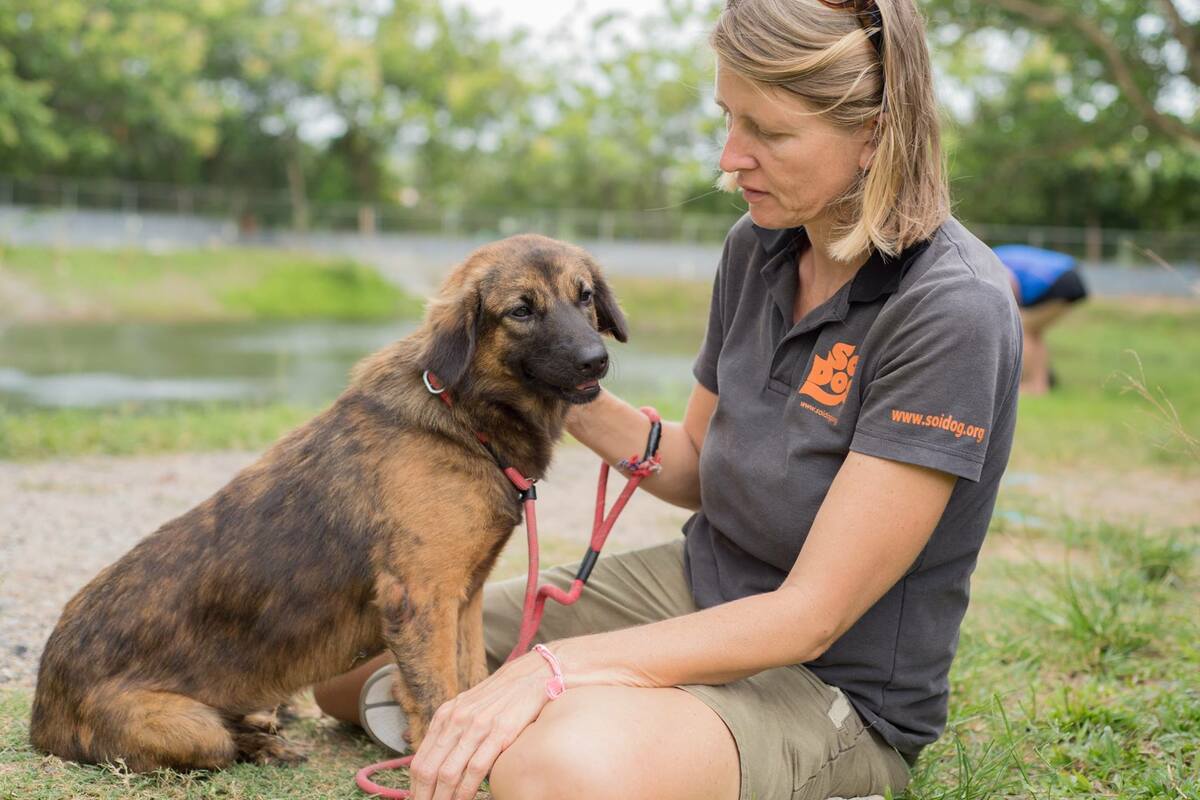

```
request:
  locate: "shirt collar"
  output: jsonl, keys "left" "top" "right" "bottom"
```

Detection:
{"left": 752, "top": 223, "right": 931, "bottom": 306}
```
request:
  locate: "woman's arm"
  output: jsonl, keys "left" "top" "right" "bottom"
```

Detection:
{"left": 553, "top": 450, "right": 956, "bottom": 687}
{"left": 566, "top": 382, "right": 717, "bottom": 511}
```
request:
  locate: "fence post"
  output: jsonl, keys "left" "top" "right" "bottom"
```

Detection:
{"left": 600, "top": 211, "right": 616, "bottom": 241}
{"left": 1085, "top": 223, "right": 1103, "bottom": 265}
{"left": 358, "top": 204, "right": 377, "bottom": 236}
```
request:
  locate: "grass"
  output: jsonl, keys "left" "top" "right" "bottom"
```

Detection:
{"left": 0, "top": 243, "right": 422, "bottom": 322}
{"left": 1009, "top": 299, "right": 1200, "bottom": 472}
{"left": 0, "top": 689, "right": 425, "bottom": 800}
{"left": 609, "top": 275, "right": 714, "bottom": 344}
{"left": 900, "top": 519, "right": 1199, "bottom": 799}
{"left": 0, "top": 403, "right": 316, "bottom": 460}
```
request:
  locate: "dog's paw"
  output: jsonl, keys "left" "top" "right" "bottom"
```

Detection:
{"left": 241, "top": 710, "right": 280, "bottom": 735}
{"left": 233, "top": 731, "right": 308, "bottom": 767}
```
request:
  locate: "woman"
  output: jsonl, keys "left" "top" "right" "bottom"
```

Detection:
{"left": 993, "top": 244, "right": 1090, "bottom": 395}
{"left": 316, "top": 1, "right": 1021, "bottom": 798}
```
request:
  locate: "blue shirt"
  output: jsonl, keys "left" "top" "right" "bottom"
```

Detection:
{"left": 993, "top": 244, "right": 1076, "bottom": 306}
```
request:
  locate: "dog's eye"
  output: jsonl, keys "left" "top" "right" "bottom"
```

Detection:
{"left": 510, "top": 305, "right": 533, "bottom": 319}
{"left": 580, "top": 289, "right": 594, "bottom": 304}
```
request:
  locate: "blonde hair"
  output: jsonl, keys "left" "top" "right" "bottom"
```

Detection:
{"left": 711, "top": 0, "right": 949, "bottom": 261}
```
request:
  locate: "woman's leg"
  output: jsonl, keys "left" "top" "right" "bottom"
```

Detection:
{"left": 1020, "top": 299, "right": 1069, "bottom": 395}
{"left": 488, "top": 665, "right": 908, "bottom": 800}
{"left": 313, "top": 652, "right": 389, "bottom": 725}
{"left": 482, "top": 540, "right": 698, "bottom": 670}
{"left": 312, "top": 540, "right": 697, "bottom": 726}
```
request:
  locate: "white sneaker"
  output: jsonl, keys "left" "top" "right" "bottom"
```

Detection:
{"left": 358, "top": 662, "right": 411, "bottom": 754}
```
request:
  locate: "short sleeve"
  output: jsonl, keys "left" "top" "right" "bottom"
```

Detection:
{"left": 850, "top": 279, "right": 1020, "bottom": 482}
{"left": 691, "top": 240, "right": 731, "bottom": 394}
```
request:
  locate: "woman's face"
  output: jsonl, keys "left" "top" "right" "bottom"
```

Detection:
{"left": 716, "top": 63, "right": 876, "bottom": 231}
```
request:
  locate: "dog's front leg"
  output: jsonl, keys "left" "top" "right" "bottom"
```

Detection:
{"left": 457, "top": 587, "right": 489, "bottom": 690}
{"left": 375, "top": 572, "right": 460, "bottom": 748}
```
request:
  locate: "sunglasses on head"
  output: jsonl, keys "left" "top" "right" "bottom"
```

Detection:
{"left": 817, "top": 0, "right": 885, "bottom": 57}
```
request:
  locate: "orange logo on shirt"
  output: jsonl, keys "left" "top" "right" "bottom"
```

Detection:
{"left": 799, "top": 342, "right": 858, "bottom": 407}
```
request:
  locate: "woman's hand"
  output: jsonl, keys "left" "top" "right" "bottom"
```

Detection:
{"left": 408, "top": 651, "right": 552, "bottom": 800}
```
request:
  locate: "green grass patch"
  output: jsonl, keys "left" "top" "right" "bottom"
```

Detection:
{"left": 0, "top": 403, "right": 317, "bottom": 460}
{"left": 0, "top": 244, "right": 422, "bottom": 322}
{"left": 0, "top": 688, "right": 462, "bottom": 800}
{"left": 903, "top": 521, "right": 1199, "bottom": 799}
{"left": 1013, "top": 299, "right": 1200, "bottom": 471}
{"left": 610, "top": 275, "right": 713, "bottom": 344}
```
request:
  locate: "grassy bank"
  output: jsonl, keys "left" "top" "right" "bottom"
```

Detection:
{"left": 0, "top": 244, "right": 422, "bottom": 322}
{"left": 0, "top": 403, "right": 316, "bottom": 460}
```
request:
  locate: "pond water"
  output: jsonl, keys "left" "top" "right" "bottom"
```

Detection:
{"left": 0, "top": 320, "right": 697, "bottom": 410}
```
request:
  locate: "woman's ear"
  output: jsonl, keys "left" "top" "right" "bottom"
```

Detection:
{"left": 591, "top": 272, "right": 629, "bottom": 343}
{"left": 859, "top": 114, "right": 884, "bottom": 172}
{"left": 421, "top": 285, "right": 481, "bottom": 389}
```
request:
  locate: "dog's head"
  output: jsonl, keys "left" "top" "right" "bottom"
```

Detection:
{"left": 420, "top": 234, "right": 628, "bottom": 405}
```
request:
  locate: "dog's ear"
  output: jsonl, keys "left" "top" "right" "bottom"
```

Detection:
{"left": 591, "top": 272, "right": 628, "bottom": 343}
{"left": 421, "top": 284, "right": 482, "bottom": 389}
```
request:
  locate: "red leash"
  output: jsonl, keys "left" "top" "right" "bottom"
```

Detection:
{"left": 355, "top": 373, "right": 662, "bottom": 798}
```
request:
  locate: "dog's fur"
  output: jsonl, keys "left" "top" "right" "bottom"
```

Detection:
{"left": 29, "top": 234, "right": 628, "bottom": 771}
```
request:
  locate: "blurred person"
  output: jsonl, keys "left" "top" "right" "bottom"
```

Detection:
{"left": 993, "top": 244, "right": 1090, "bottom": 395}
{"left": 314, "top": 1, "right": 1021, "bottom": 798}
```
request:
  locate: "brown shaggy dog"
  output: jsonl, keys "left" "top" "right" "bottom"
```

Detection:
{"left": 29, "top": 234, "right": 628, "bottom": 771}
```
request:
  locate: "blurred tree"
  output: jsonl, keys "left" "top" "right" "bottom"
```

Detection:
{"left": 0, "top": 46, "right": 67, "bottom": 173}
{"left": 202, "top": 0, "right": 394, "bottom": 229}
{"left": 375, "top": 0, "right": 531, "bottom": 210}
{"left": 459, "top": 0, "right": 736, "bottom": 227}
{"left": 929, "top": 0, "right": 1200, "bottom": 229}
{"left": 0, "top": 0, "right": 222, "bottom": 180}
{"left": 930, "top": 0, "right": 1197, "bottom": 147}
{"left": 1, "top": 0, "right": 1195, "bottom": 236}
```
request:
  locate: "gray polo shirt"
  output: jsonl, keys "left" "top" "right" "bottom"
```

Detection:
{"left": 685, "top": 214, "right": 1021, "bottom": 761}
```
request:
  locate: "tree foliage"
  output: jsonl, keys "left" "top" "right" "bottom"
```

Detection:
{"left": 0, "top": 0, "right": 1195, "bottom": 232}
{"left": 928, "top": 0, "right": 1199, "bottom": 228}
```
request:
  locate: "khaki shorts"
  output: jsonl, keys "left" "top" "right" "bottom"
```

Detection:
{"left": 483, "top": 539, "right": 910, "bottom": 800}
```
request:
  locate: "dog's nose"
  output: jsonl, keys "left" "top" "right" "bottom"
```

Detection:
{"left": 575, "top": 343, "right": 609, "bottom": 377}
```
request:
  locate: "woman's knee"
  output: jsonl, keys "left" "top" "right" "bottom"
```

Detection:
{"left": 488, "top": 686, "right": 738, "bottom": 800}
{"left": 488, "top": 695, "right": 621, "bottom": 800}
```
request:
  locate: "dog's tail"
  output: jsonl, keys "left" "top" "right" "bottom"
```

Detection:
{"left": 31, "top": 680, "right": 237, "bottom": 772}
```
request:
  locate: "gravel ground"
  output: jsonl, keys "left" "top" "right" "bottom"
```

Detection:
{"left": 0, "top": 445, "right": 690, "bottom": 688}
